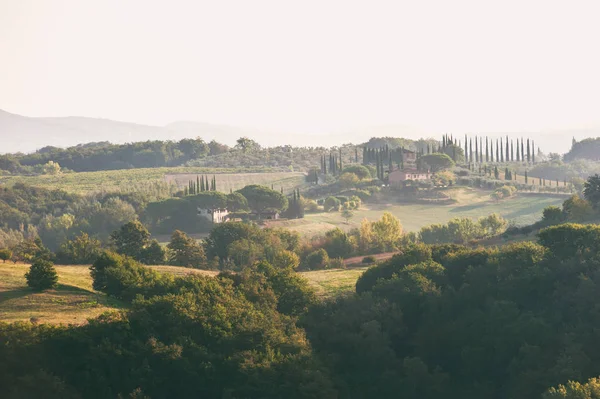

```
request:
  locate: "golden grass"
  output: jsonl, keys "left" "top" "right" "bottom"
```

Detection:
{"left": 301, "top": 267, "right": 368, "bottom": 298}
{"left": 0, "top": 263, "right": 364, "bottom": 324}
{"left": 0, "top": 263, "right": 124, "bottom": 325}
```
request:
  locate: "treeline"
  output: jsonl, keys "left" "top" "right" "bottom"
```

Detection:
{"left": 458, "top": 134, "right": 539, "bottom": 165}
{"left": 1, "top": 138, "right": 230, "bottom": 173}
{"left": 5, "top": 222, "right": 600, "bottom": 397}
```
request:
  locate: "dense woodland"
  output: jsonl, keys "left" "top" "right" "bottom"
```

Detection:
{"left": 4, "top": 222, "right": 600, "bottom": 397}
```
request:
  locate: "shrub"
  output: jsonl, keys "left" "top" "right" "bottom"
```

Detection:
{"left": 362, "top": 255, "right": 377, "bottom": 264}
{"left": 0, "top": 248, "right": 12, "bottom": 263}
{"left": 272, "top": 249, "right": 300, "bottom": 269}
{"left": 25, "top": 258, "right": 58, "bottom": 291}
{"left": 304, "top": 199, "right": 321, "bottom": 213}
{"left": 324, "top": 196, "right": 341, "bottom": 212}
{"left": 542, "top": 206, "right": 564, "bottom": 225}
{"left": 304, "top": 248, "right": 330, "bottom": 270}
{"left": 328, "top": 257, "right": 345, "bottom": 269}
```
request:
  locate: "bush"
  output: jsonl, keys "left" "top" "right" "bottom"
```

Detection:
{"left": 0, "top": 248, "right": 12, "bottom": 263}
{"left": 304, "top": 199, "right": 321, "bottom": 213}
{"left": 304, "top": 248, "right": 330, "bottom": 270}
{"left": 25, "top": 258, "right": 58, "bottom": 291}
{"left": 362, "top": 255, "right": 377, "bottom": 264}
{"left": 328, "top": 257, "right": 345, "bottom": 269}
{"left": 542, "top": 206, "right": 564, "bottom": 225}
{"left": 324, "top": 196, "right": 341, "bottom": 212}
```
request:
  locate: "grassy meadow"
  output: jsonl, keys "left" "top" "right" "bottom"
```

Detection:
{"left": 0, "top": 167, "right": 306, "bottom": 194}
{"left": 267, "top": 188, "right": 565, "bottom": 236}
{"left": 0, "top": 263, "right": 365, "bottom": 324}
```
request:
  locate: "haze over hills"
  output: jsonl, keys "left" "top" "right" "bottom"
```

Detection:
{"left": 0, "top": 108, "right": 598, "bottom": 155}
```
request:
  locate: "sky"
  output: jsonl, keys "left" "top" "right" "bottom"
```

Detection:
{"left": 1, "top": 0, "right": 599, "bottom": 134}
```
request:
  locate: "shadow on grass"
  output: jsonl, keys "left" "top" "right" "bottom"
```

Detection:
{"left": 0, "top": 289, "right": 30, "bottom": 303}
{"left": 448, "top": 203, "right": 487, "bottom": 213}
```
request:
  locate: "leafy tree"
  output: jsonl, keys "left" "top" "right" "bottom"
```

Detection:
{"left": 542, "top": 206, "right": 565, "bottom": 225}
{"left": 25, "top": 258, "right": 58, "bottom": 291}
{"left": 341, "top": 165, "right": 371, "bottom": 180}
{"left": 338, "top": 172, "right": 360, "bottom": 189}
{"left": 304, "top": 248, "right": 330, "bottom": 270}
{"left": 56, "top": 232, "right": 103, "bottom": 264}
{"left": 324, "top": 196, "right": 341, "bottom": 212}
{"left": 139, "top": 240, "right": 166, "bottom": 265}
{"left": 0, "top": 248, "right": 12, "bottom": 263}
{"left": 419, "top": 153, "right": 455, "bottom": 172}
{"left": 204, "top": 222, "right": 261, "bottom": 262}
{"left": 372, "top": 212, "right": 403, "bottom": 251}
{"left": 583, "top": 174, "right": 600, "bottom": 209}
{"left": 544, "top": 377, "right": 600, "bottom": 398}
{"left": 562, "top": 195, "right": 594, "bottom": 222}
{"left": 341, "top": 208, "right": 354, "bottom": 223}
{"left": 234, "top": 137, "right": 260, "bottom": 153}
{"left": 271, "top": 249, "right": 300, "bottom": 269}
{"left": 236, "top": 185, "right": 288, "bottom": 216}
{"left": 110, "top": 220, "right": 151, "bottom": 260}
{"left": 167, "top": 230, "right": 206, "bottom": 267}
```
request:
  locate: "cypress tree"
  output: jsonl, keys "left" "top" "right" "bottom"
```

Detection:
{"left": 362, "top": 147, "right": 367, "bottom": 165}
{"left": 525, "top": 170, "right": 528, "bottom": 184}
{"left": 496, "top": 139, "right": 500, "bottom": 163}
{"left": 197, "top": 176, "right": 200, "bottom": 192}
{"left": 494, "top": 166, "right": 499, "bottom": 179}
{"left": 475, "top": 137, "right": 479, "bottom": 163}
{"left": 505, "top": 135, "right": 510, "bottom": 162}
{"left": 500, "top": 138, "right": 504, "bottom": 163}
{"left": 339, "top": 148, "right": 343, "bottom": 170}
{"left": 521, "top": 138, "right": 525, "bottom": 164}
{"left": 527, "top": 139, "right": 531, "bottom": 163}
{"left": 516, "top": 138, "right": 520, "bottom": 162}
{"left": 464, "top": 134, "right": 469, "bottom": 163}
{"left": 355, "top": 147, "right": 358, "bottom": 163}
{"left": 532, "top": 141, "right": 536, "bottom": 163}
{"left": 510, "top": 140, "right": 514, "bottom": 162}
{"left": 469, "top": 139, "right": 473, "bottom": 163}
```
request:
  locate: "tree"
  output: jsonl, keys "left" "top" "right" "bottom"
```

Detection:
{"left": 372, "top": 212, "right": 403, "bottom": 251}
{"left": 341, "top": 208, "right": 355, "bottom": 224}
{"left": 338, "top": 172, "right": 360, "bottom": 189}
{"left": 419, "top": 153, "right": 454, "bottom": 172}
{"left": 56, "top": 233, "right": 102, "bottom": 264}
{"left": 110, "top": 220, "right": 150, "bottom": 261}
{"left": 341, "top": 164, "right": 371, "bottom": 180}
{"left": 304, "top": 248, "right": 329, "bottom": 270}
{"left": 324, "top": 196, "right": 341, "bottom": 212}
{"left": 236, "top": 185, "right": 288, "bottom": 217}
{"left": 0, "top": 248, "right": 12, "bottom": 263}
{"left": 234, "top": 137, "right": 260, "bottom": 153}
{"left": 583, "top": 174, "right": 600, "bottom": 209}
{"left": 167, "top": 230, "right": 206, "bottom": 267}
{"left": 544, "top": 376, "right": 600, "bottom": 398}
{"left": 139, "top": 240, "right": 166, "bottom": 265}
{"left": 25, "top": 258, "right": 58, "bottom": 291}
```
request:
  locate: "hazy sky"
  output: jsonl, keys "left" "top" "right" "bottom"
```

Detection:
{"left": 1, "top": 0, "right": 599, "bottom": 134}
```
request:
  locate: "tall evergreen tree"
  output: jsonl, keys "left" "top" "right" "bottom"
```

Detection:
{"left": 521, "top": 138, "right": 525, "bottom": 164}
{"left": 485, "top": 137, "right": 489, "bottom": 162}
{"left": 510, "top": 140, "right": 514, "bottom": 162}
{"left": 505, "top": 135, "right": 510, "bottom": 162}
{"left": 496, "top": 139, "right": 500, "bottom": 163}
{"left": 475, "top": 137, "right": 479, "bottom": 163}
{"left": 464, "top": 134, "right": 469, "bottom": 163}
{"left": 527, "top": 139, "right": 531, "bottom": 163}
{"left": 469, "top": 139, "right": 473, "bottom": 163}
{"left": 532, "top": 141, "right": 536, "bottom": 163}
{"left": 516, "top": 138, "right": 520, "bottom": 162}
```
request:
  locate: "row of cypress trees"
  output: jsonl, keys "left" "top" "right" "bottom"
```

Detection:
{"left": 458, "top": 134, "right": 537, "bottom": 165}
{"left": 185, "top": 175, "right": 217, "bottom": 196}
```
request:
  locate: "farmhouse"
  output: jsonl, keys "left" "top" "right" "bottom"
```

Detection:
{"left": 388, "top": 168, "right": 432, "bottom": 187}
{"left": 197, "top": 207, "right": 229, "bottom": 223}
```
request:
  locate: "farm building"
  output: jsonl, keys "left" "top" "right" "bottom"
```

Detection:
{"left": 197, "top": 207, "right": 229, "bottom": 223}
{"left": 388, "top": 168, "right": 432, "bottom": 187}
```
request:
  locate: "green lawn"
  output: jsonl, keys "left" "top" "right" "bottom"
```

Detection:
{"left": 269, "top": 189, "right": 565, "bottom": 236}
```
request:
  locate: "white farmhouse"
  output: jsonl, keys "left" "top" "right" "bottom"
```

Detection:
{"left": 197, "top": 207, "right": 229, "bottom": 223}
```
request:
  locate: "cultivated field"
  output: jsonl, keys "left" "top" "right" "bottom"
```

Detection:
{"left": 0, "top": 167, "right": 306, "bottom": 194}
{"left": 0, "top": 263, "right": 364, "bottom": 324}
{"left": 164, "top": 172, "right": 306, "bottom": 194}
{"left": 268, "top": 188, "right": 565, "bottom": 236}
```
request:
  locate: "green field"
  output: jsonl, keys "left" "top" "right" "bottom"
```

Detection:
{"left": 0, "top": 167, "right": 306, "bottom": 194}
{"left": 0, "top": 263, "right": 363, "bottom": 324}
{"left": 268, "top": 188, "right": 565, "bottom": 236}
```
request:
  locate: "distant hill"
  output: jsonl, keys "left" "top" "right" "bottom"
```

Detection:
{"left": 1, "top": 108, "right": 598, "bottom": 154}
{"left": 0, "top": 109, "right": 260, "bottom": 154}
